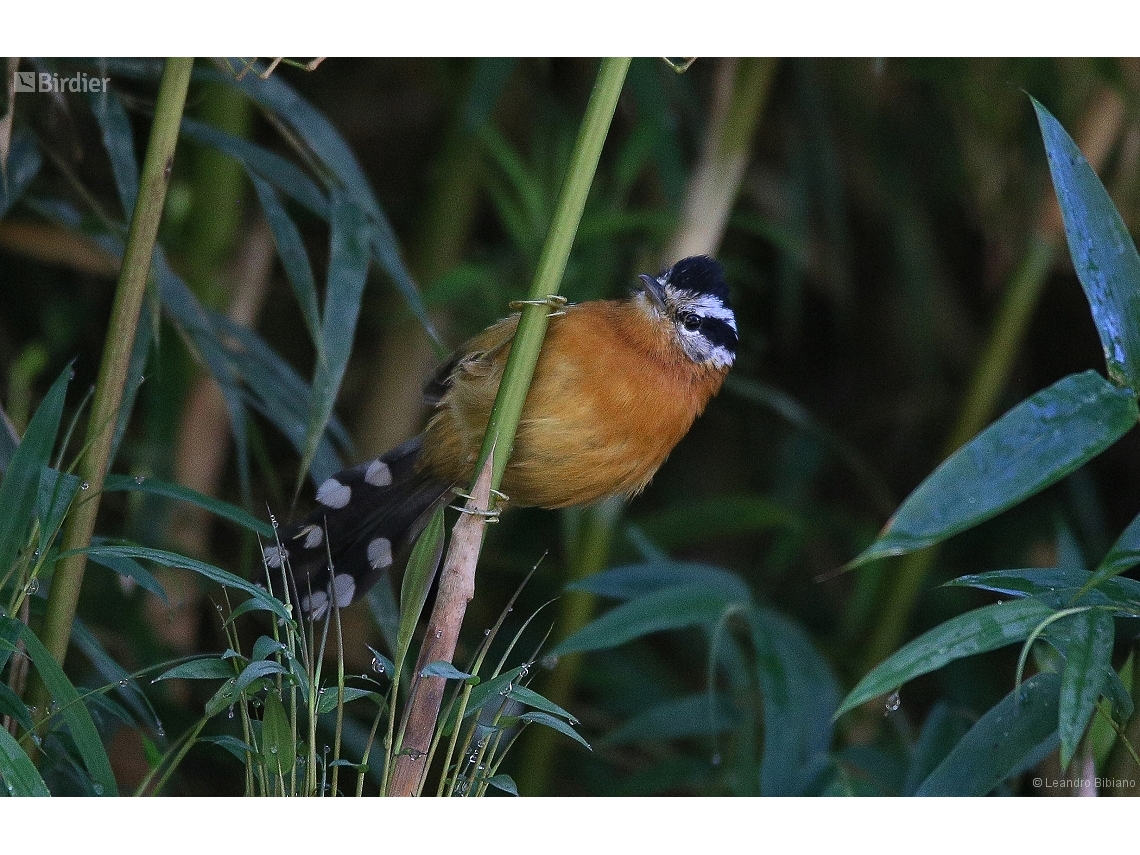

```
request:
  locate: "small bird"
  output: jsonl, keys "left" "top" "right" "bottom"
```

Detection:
{"left": 264, "top": 255, "right": 737, "bottom": 618}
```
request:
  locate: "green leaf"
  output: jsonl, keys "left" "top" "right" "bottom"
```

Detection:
{"left": 70, "top": 619, "right": 163, "bottom": 736}
{"left": 1034, "top": 97, "right": 1140, "bottom": 389}
{"left": 88, "top": 88, "right": 139, "bottom": 216}
{"left": 251, "top": 635, "right": 286, "bottom": 662}
{"left": 78, "top": 544, "right": 291, "bottom": 621}
{"left": 0, "top": 129, "right": 43, "bottom": 220}
{"left": 0, "top": 681, "right": 34, "bottom": 734}
{"left": 198, "top": 734, "right": 255, "bottom": 762}
{"left": 180, "top": 117, "right": 329, "bottom": 217}
{"left": 850, "top": 371, "right": 1138, "bottom": 567}
{"left": 260, "top": 691, "right": 294, "bottom": 782}
{"left": 1051, "top": 609, "right": 1115, "bottom": 769}
{"left": 1084, "top": 510, "right": 1140, "bottom": 593}
{"left": 215, "top": 64, "right": 439, "bottom": 346}
{"left": 503, "top": 684, "right": 576, "bottom": 722}
{"left": 916, "top": 671, "right": 1060, "bottom": 796}
{"left": 419, "top": 661, "right": 475, "bottom": 682}
{"left": 518, "top": 711, "right": 591, "bottom": 751}
{"left": 901, "top": 702, "right": 974, "bottom": 796}
{"left": 552, "top": 581, "right": 750, "bottom": 656}
{"left": 0, "top": 726, "right": 50, "bottom": 797}
{"left": 750, "top": 606, "right": 840, "bottom": 796}
{"left": 152, "top": 657, "right": 236, "bottom": 682}
{"left": 103, "top": 473, "right": 273, "bottom": 537}
{"left": 837, "top": 597, "right": 1059, "bottom": 719}
{"left": 948, "top": 567, "right": 1140, "bottom": 616}
{"left": 204, "top": 678, "right": 240, "bottom": 718}
{"left": 486, "top": 773, "right": 519, "bottom": 796}
{"left": 601, "top": 692, "right": 738, "bottom": 746}
{"left": 396, "top": 506, "right": 445, "bottom": 676}
{"left": 315, "top": 686, "right": 378, "bottom": 715}
{"left": 249, "top": 174, "right": 321, "bottom": 343}
{"left": 84, "top": 538, "right": 169, "bottom": 603}
{"left": 299, "top": 191, "right": 370, "bottom": 487}
{"left": 4, "top": 618, "right": 117, "bottom": 795}
{"left": 0, "top": 364, "right": 70, "bottom": 577}
{"left": 232, "top": 659, "right": 287, "bottom": 696}
{"left": 462, "top": 666, "right": 525, "bottom": 716}
{"left": 36, "top": 467, "right": 80, "bottom": 553}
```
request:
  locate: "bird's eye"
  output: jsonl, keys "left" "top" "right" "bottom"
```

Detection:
{"left": 681, "top": 313, "right": 702, "bottom": 332}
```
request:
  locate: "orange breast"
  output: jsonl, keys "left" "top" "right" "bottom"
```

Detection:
{"left": 419, "top": 300, "right": 729, "bottom": 508}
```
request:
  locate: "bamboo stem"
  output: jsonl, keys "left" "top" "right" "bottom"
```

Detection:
{"left": 32, "top": 58, "right": 194, "bottom": 694}
{"left": 385, "top": 57, "right": 631, "bottom": 796}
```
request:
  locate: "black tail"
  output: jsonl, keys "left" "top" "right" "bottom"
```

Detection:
{"left": 262, "top": 437, "right": 451, "bottom": 618}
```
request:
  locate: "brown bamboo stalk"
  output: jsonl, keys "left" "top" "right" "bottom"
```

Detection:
{"left": 387, "top": 452, "right": 494, "bottom": 796}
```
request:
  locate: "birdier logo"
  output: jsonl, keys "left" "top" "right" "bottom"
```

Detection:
{"left": 13, "top": 70, "right": 110, "bottom": 93}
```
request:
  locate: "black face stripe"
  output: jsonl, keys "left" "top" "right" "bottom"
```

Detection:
{"left": 695, "top": 315, "right": 738, "bottom": 354}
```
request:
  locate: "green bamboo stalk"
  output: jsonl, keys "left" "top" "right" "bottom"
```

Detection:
{"left": 473, "top": 57, "right": 631, "bottom": 496}
{"left": 33, "top": 58, "right": 194, "bottom": 688}
{"left": 386, "top": 58, "right": 631, "bottom": 796}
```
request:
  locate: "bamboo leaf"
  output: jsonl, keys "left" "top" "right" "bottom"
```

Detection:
{"left": 396, "top": 506, "right": 446, "bottom": 676}
{"left": 88, "top": 88, "right": 139, "bottom": 216}
{"left": 837, "top": 597, "right": 1059, "bottom": 719}
{"left": 850, "top": 371, "right": 1137, "bottom": 568}
{"left": 916, "top": 672, "right": 1060, "bottom": 796}
{"left": 552, "top": 581, "right": 750, "bottom": 657}
{"left": 519, "top": 711, "right": 591, "bottom": 751}
{"left": 299, "top": 191, "right": 370, "bottom": 487}
{"left": 152, "top": 657, "right": 236, "bottom": 682}
{"left": 103, "top": 473, "right": 273, "bottom": 537}
{"left": 260, "top": 690, "right": 294, "bottom": 781}
{"left": 0, "top": 364, "right": 70, "bottom": 577}
{"left": 0, "top": 129, "right": 42, "bottom": 219}
{"left": 1034, "top": 98, "right": 1140, "bottom": 389}
{"left": 1051, "top": 609, "right": 1115, "bottom": 769}
{"left": 78, "top": 544, "right": 291, "bottom": 621}
{"left": 5, "top": 617, "right": 118, "bottom": 795}
{"left": 0, "top": 726, "right": 50, "bottom": 797}
{"left": 249, "top": 174, "right": 321, "bottom": 342}
{"left": 750, "top": 606, "right": 840, "bottom": 796}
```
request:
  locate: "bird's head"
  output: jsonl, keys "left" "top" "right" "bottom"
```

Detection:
{"left": 637, "top": 255, "right": 738, "bottom": 369}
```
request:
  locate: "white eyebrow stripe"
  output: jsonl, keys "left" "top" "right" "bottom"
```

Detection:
{"left": 689, "top": 295, "right": 737, "bottom": 329}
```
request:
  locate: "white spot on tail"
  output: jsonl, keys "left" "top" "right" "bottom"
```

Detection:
{"left": 331, "top": 573, "right": 356, "bottom": 608}
{"left": 316, "top": 477, "right": 351, "bottom": 509}
{"left": 298, "top": 524, "right": 323, "bottom": 550}
{"left": 364, "top": 459, "right": 392, "bottom": 487}
{"left": 302, "top": 590, "right": 329, "bottom": 620}
{"left": 367, "top": 537, "right": 393, "bottom": 570}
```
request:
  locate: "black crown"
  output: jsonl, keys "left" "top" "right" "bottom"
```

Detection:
{"left": 665, "top": 256, "right": 730, "bottom": 305}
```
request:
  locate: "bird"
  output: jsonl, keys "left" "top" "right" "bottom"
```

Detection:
{"left": 262, "top": 255, "right": 737, "bottom": 619}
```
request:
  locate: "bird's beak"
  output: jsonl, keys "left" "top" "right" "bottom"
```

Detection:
{"left": 638, "top": 273, "right": 667, "bottom": 310}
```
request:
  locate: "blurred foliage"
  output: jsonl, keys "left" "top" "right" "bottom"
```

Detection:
{"left": 4, "top": 57, "right": 1140, "bottom": 796}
